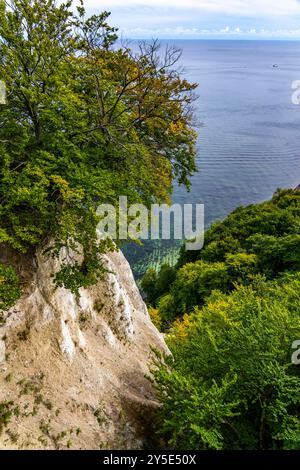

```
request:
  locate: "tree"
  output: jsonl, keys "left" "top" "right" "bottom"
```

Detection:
{"left": 0, "top": 0, "right": 197, "bottom": 296}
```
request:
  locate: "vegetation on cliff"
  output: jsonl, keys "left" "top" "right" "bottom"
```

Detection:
{"left": 145, "top": 189, "right": 300, "bottom": 449}
{"left": 0, "top": 0, "right": 197, "bottom": 303}
{"left": 144, "top": 189, "right": 300, "bottom": 325}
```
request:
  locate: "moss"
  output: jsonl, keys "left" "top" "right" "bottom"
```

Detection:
{"left": 0, "top": 401, "right": 14, "bottom": 435}
{"left": 0, "top": 264, "right": 21, "bottom": 312}
{"left": 94, "top": 402, "right": 108, "bottom": 426}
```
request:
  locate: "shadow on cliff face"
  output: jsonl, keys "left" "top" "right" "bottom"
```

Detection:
{"left": 118, "top": 369, "right": 164, "bottom": 450}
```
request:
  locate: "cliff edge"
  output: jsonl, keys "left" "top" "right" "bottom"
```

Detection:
{"left": 0, "top": 247, "right": 167, "bottom": 449}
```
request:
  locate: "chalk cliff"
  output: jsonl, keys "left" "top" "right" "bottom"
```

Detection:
{"left": 0, "top": 246, "right": 167, "bottom": 449}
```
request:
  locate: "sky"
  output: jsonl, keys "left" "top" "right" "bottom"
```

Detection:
{"left": 81, "top": 0, "right": 300, "bottom": 40}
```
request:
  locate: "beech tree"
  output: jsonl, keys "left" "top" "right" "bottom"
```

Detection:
{"left": 0, "top": 0, "right": 197, "bottom": 300}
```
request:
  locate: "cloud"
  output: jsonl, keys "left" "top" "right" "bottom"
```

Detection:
{"left": 119, "top": 25, "right": 300, "bottom": 39}
{"left": 79, "top": 0, "right": 300, "bottom": 39}
{"left": 84, "top": 0, "right": 300, "bottom": 17}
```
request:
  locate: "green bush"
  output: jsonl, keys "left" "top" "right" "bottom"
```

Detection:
{"left": 0, "top": 263, "right": 20, "bottom": 312}
{"left": 157, "top": 255, "right": 259, "bottom": 320}
{"left": 141, "top": 264, "right": 177, "bottom": 307}
{"left": 157, "top": 294, "right": 177, "bottom": 327}
{"left": 225, "top": 252, "right": 259, "bottom": 286}
{"left": 153, "top": 273, "right": 300, "bottom": 450}
{"left": 171, "top": 260, "right": 229, "bottom": 315}
{"left": 151, "top": 189, "right": 300, "bottom": 325}
{"left": 178, "top": 189, "right": 300, "bottom": 268}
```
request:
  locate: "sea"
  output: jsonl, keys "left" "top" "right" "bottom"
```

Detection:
{"left": 122, "top": 40, "right": 300, "bottom": 278}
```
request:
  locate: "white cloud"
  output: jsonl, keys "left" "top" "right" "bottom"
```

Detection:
{"left": 84, "top": 0, "right": 300, "bottom": 17}
{"left": 119, "top": 25, "right": 300, "bottom": 38}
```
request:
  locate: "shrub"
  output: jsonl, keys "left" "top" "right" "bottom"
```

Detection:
{"left": 0, "top": 263, "right": 20, "bottom": 312}
{"left": 151, "top": 190, "right": 300, "bottom": 327}
{"left": 148, "top": 307, "right": 163, "bottom": 331}
{"left": 153, "top": 274, "right": 300, "bottom": 450}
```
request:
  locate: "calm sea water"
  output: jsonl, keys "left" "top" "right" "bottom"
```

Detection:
{"left": 124, "top": 40, "right": 300, "bottom": 277}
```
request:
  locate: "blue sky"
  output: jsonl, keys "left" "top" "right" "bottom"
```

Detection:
{"left": 82, "top": 0, "right": 300, "bottom": 39}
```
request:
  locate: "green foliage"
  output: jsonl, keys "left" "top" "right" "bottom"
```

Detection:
{"left": 171, "top": 260, "right": 229, "bottom": 315}
{"left": 146, "top": 189, "right": 300, "bottom": 322}
{"left": 146, "top": 254, "right": 259, "bottom": 322}
{"left": 150, "top": 189, "right": 300, "bottom": 450}
{"left": 155, "top": 264, "right": 177, "bottom": 299}
{"left": 148, "top": 307, "right": 163, "bottom": 331}
{"left": 141, "top": 264, "right": 176, "bottom": 305}
{"left": 0, "top": 0, "right": 197, "bottom": 302}
{"left": 141, "top": 268, "right": 158, "bottom": 305}
{"left": 178, "top": 188, "right": 300, "bottom": 270}
{"left": 157, "top": 293, "right": 177, "bottom": 327}
{"left": 225, "top": 252, "right": 259, "bottom": 285}
{"left": 0, "top": 263, "right": 20, "bottom": 312}
{"left": 248, "top": 233, "right": 300, "bottom": 277}
{"left": 0, "top": 401, "right": 14, "bottom": 434}
{"left": 153, "top": 274, "right": 300, "bottom": 450}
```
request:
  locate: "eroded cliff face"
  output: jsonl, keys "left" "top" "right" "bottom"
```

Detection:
{"left": 0, "top": 247, "right": 167, "bottom": 449}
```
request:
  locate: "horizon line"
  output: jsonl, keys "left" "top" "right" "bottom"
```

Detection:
{"left": 120, "top": 37, "right": 300, "bottom": 41}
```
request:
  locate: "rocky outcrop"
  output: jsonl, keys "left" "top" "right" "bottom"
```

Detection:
{"left": 0, "top": 246, "right": 167, "bottom": 449}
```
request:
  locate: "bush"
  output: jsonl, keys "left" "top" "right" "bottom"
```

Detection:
{"left": 141, "top": 264, "right": 176, "bottom": 306}
{"left": 0, "top": 263, "right": 20, "bottom": 312}
{"left": 171, "top": 261, "right": 229, "bottom": 315}
{"left": 148, "top": 307, "right": 163, "bottom": 331}
{"left": 225, "top": 252, "right": 259, "bottom": 286}
{"left": 152, "top": 190, "right": 300, "bottom": 326}
{"left": 177, "top": 189, "right": 300, "bottom": 268}
{"left": 141, "top": 268, "right": 159, "bottom": 305}
{"left": 153, "top": 274, "right": 300, "bottom": 450}
{"left": 157, "top": 294, "right": 177, "bottom": 327}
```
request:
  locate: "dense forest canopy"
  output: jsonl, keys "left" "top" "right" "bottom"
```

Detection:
{"left": 143, "top": 189, "right": 300, "bottom": 325}
{"left": 145, "top": 189, "right": 300, "bottom": 449}
{"left": 0, "top": 0, "right": 197, "bottom": 300}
